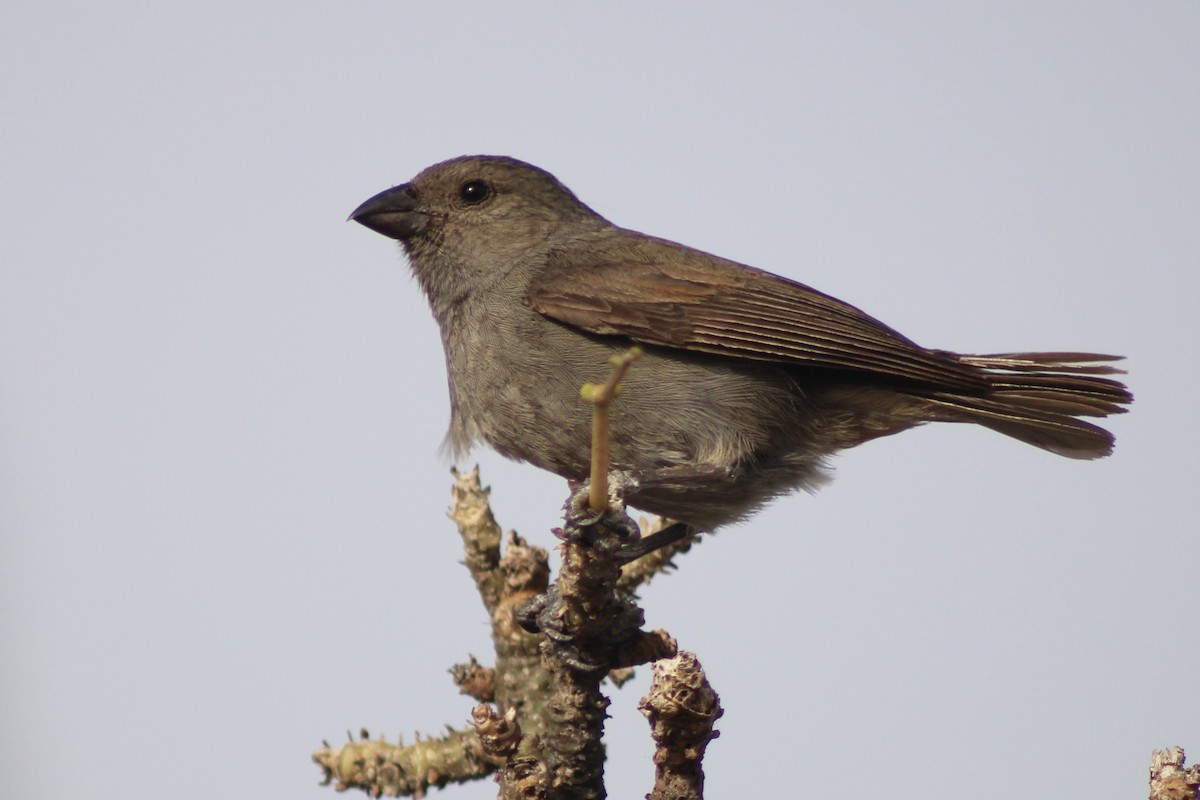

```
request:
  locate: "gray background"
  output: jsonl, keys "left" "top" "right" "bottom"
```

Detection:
{"left": 3, "top": 4, "right": 1196, "bottom": 798}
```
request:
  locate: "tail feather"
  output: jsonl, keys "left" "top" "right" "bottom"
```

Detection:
{"left": 955, "top": 351, "right": 1127, "bottom": 374}
{"left": 920, "top": 352, "right": 1132, "bottom": 459}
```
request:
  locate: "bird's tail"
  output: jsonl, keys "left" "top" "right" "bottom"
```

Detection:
{"left": 919, "top": 352, "right": 1132, "bottom": 458}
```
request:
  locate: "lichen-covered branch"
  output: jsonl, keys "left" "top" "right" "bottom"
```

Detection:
{"left": 313, "top": 472, "right": 551, "bottom": 798}
{"left": 450, "top": 466, "right": 505, "bottom": 613}
{"left": 450, "top": 466, "right": 557, "bottom": 732}
{"left": 1150, "top": 747, "right": 1199, "bottom": 800}
{"left": 487, "top": 532, "right": 554, "bottom": 734}
{"left": 312, "top": 727, "right": 499, "bottom": 798}
{"left": 639, "top": 652, "right": 723, "bottom": 800}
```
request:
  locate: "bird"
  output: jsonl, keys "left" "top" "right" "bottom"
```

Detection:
{"left": 350, "top": 155, "right": 1131, "bottom": 541}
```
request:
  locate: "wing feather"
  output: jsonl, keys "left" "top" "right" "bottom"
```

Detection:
{"left": 526, "top": 235, "right": 986, "bottom": 389}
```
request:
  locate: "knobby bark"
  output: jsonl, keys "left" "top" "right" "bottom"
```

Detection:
{"left": 312, "top": 467, "right": 713, "bottom": 799}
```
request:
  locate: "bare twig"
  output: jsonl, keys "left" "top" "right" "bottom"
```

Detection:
{"left": 579, "top": 347, "right": 642, "bottom": 513}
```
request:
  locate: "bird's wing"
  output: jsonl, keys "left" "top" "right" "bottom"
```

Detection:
{"left": 525, "top": 233, "right": 987, "bottom": 389}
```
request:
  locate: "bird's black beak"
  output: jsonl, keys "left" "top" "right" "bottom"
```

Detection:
{"left": 349, "top": 183, "right": 429, "bottom": 240}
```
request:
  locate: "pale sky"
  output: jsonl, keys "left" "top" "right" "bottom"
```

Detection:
{"left": 2, "top": 4, "right": 1197, "bottom": 799}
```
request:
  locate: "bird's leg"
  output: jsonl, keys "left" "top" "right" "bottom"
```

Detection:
{"left": 614, "top": 520, "right": 697, "bottom": 564}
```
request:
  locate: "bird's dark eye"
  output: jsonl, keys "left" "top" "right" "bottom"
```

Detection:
{"left": 459, "top": 179, "right": 491, "bottom": 205}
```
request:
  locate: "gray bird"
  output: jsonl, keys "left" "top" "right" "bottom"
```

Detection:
{"left": 351, "top": 155, "right": 1130, "bottom": 539}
